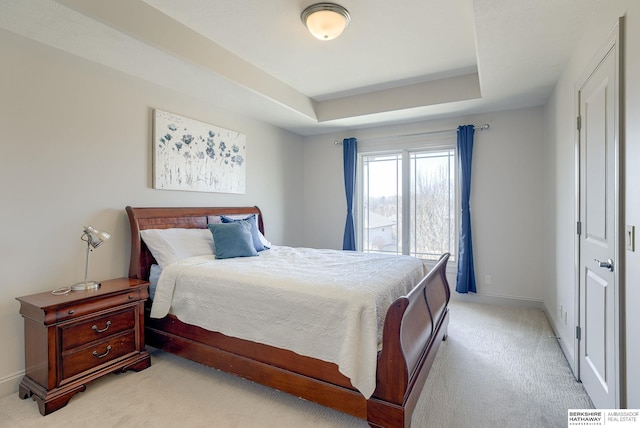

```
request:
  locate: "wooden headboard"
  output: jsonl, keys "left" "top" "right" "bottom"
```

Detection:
{"left": 125, "top": 206, "right": 264, "bottom": 281}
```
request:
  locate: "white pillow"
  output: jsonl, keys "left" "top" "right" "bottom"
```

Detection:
{"left": 258, "top": 231, "right": 272, "bottom": 249}
{"left": 140, "top": 228, "right": 214, "bottom": 268}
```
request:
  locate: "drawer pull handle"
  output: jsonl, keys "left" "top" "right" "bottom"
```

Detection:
{"left": 92, "top": 345, "right": 112, "bottom": 359}
{"left": 128, "top": 295, "right": 134, "bottom": 300}
{"left": 92, "top": 321, "right": 111, "bottom": 333}
{"left": 68, "top": 310, "right": 75, "bottom": 315}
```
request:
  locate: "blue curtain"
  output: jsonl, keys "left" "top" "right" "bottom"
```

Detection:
{"left": 342, "top": 138, "right": 357, "bottom": 250}
{"left": 456, "top": 125, "right": 477, "bottom": 293}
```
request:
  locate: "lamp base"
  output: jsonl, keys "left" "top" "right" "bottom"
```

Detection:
{"left": 71, "top": 281, "right": 100, "bottom": 291}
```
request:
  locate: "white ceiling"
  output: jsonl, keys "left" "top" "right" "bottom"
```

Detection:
{"left": 0, "top": 0, "right": 600, "bottom": 135}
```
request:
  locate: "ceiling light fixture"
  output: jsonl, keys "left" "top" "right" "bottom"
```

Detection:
{"left": 301, "top": 3, "right": 351, "bottom": 41}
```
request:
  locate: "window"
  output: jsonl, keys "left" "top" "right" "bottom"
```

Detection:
{"left": 359, "top": 146, "right": 456, "bottom": 261}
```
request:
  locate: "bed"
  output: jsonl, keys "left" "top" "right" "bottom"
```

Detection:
{"left": 126, "top": 206, "right": 450, "bottom": 428}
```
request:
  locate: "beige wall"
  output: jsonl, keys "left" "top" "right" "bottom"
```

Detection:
{"left": 0, "top": 30, "right": 305, "bottom": 396}
{"left": 543, "top": 0, "right": 640, "bottom": 407}
{"left": 624, "top": 2, "right": 640, "bottom": 407}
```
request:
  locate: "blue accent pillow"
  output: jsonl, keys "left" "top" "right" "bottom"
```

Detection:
{"left": 220, "top": 214, "right": 267, "bottom": 252}
{"left": 207, "top": 222, "right": 258, "bottom": 259}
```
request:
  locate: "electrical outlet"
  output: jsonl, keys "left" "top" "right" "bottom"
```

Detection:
{"left": 484, "top": 275, "right": 492, "bottom": 285}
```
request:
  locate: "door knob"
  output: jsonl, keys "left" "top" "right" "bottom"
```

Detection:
{"left": 594, "top": 258, "right": 614, "bottom": 272}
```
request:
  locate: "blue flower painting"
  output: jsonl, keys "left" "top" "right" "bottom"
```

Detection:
{"left": 153, "top": 109, "right": 246, "bottom": 193}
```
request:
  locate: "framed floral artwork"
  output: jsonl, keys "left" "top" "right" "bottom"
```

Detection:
{"left": 152, "top": 109, "right": 246, "bottom": 193}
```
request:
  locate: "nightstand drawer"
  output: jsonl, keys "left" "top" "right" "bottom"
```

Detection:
{"left": 61, "top": 331, "right": 136, "bottom": 381}
{"left": 55, "top": 290, "right": 141, "bottom": 323}
{"left": 61, "top": 308, "right": 135, "bottom": 351}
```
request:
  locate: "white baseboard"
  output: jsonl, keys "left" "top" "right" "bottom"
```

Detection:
{"left": 0, "top": 370, "right": 23, "bottom": 399}
{"left": 542, "top": 306, "right": 577, "bottom": 376}
{"left": 555, "top": 333, "right": 577, "bottom": 374}
{"left": 450, "top": 291, "right": 544, "bottom": 309}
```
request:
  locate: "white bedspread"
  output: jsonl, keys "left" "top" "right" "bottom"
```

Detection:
{"left": 150, "top": 246, "right": 427, "bottom": 398}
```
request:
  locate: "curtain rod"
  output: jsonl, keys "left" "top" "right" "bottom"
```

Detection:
{"left": 333, "top": 123, "right": 490, "bottom": 145}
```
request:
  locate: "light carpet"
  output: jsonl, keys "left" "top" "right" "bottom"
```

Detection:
{"left": 0, "top": 301, "right": 593, "bottom": 427}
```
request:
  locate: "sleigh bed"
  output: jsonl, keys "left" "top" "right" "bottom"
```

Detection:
{"left": 126, "top": 206, "right": 450, "bottom": 428}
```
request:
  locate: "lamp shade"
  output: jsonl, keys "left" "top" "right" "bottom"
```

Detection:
{"left": 301, "top": 3, "right": 350, "bottom": 41}
{"left": 84, "top": 226, "right": 111, "bottom": 248}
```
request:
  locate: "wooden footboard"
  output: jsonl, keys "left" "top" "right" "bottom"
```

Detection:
{"left": 126, "top": 206, "right": 451, "bottom": 428}
{"left": 369, "top": 253, "right": 451, "bottom": 428}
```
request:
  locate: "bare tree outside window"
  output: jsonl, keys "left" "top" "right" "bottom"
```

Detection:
{"left": 361, "top": 148, "right": 456, "bottom": 262}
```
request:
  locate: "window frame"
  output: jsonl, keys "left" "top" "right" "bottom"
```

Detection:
{"left": 356, "top": 136, "right": 459, "bottom": 270}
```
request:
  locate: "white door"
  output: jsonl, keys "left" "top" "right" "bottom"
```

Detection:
{"left": 577, "top": 22, "right": 621, "bottom": 409}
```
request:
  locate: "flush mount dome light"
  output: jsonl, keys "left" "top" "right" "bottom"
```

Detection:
{"left": 301, "top": 3, "right": 351, "bottom": 41}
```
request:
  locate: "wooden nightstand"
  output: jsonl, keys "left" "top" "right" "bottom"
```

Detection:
{"left": 16, "top": 277, "right": 151, "bottom": 416}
